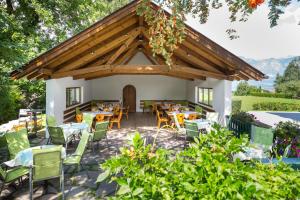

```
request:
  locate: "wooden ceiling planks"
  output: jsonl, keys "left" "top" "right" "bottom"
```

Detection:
{"left": 11, "top": 0, "right": 265, "bottom": 81}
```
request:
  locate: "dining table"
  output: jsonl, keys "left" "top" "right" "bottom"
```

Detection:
{"left": 167, "top": 111, "right": 198, "bottom": 119}
{"left": 59, "top": 122, "right": 88, "bottom": 140}
{"left": 185, "top": 119, "right": 211, "bottom": 130}
{"left": 4, "top": 145, "right": 66, "bottom": 168}
{"left": 82, "top": 111, "right": 114, "bottom": 118}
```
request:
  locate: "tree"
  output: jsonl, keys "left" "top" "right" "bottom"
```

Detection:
{"left": 235, "top": 81, "right": 261, "bottom": 96}
{"left": 137, "top": 0, "right": 299, "bottom": 65}
{"left": 0, "top": 0, "right": 130, "bottom": 123}
{"left": 275, "top": 57, "right": 300, "bottom": 98}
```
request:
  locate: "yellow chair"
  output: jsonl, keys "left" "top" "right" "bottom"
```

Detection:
{"left": 75, "top": 114, "right": 83, "bottom": 123}
{"left": 156, "top": 110, "right": 169, "bottom": 128}
{"left": 110, "top": 110, "right": 123, "bottom": 129}
{"left": 188, "top": 113, "right": 197, "bottom": 120}
{"left": 95, "top": 114, "right": 105, "bottom": 122}
{"left": 122, "top": 105, "right": 130, "bottom": 120}
{"left": 176, "top": 113, "right": 185, "bottom": 127}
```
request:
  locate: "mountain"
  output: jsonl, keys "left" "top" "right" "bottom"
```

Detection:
{"left": 232, "top": 56, "right": 298, "bottom": 91}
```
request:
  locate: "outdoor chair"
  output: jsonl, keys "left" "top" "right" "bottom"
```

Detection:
{"left": 188, "top": 113, "right": 197, "bottom": 120}
{"left": 47, "top": 126, "right": 72, "bottom": 150}
{"left": 90, "top": 121, "right": 109, "bottom": 152}
{"left": 46, "top": 115, "right": 57, "bottom": 126}
{"left": 95, "top": 114, "right": 105, "bottom": 122}
{"left": 195, "top": 105, "right": 203, "bottom": 118}
{"left": 251, "top": 125, "right": 274, "bottom": 151}
{"left": 152, "top": 103, "right": 158, "bottom": 115}
{"left": 0, "top": 164, "right": 28, "bottom": 195}
{"left": 110, "top": 110, "right": 123, "bottom": 129}
{"left": 122, "top": 105, "right": 129, "bottom": 120}
{"left": 143, "top": 100, "right": 152, "bottom": 113}
{"left": 206, "top": 112, "right": 219, "bottom": 124}
{"left": 176, "top": 113, "right": 185, "bottom": 127}
{"left": 75, "top": 107, "right": 83, "bottom": 123}
{"left": 5, "top": 129, "right": 30, "bottom": 159}
{"left": 64, "top": 131, "right": 90, "bottom": 172}
{"left": 184, "top": 121, "right": 199, "bottom": 140}
{"left": 172, "top": 113, "right": 186, "bottom": 137}
{"left": 30, "top": 146, "right": 64, "bottom": 200}
{"left": 83, "top": 113, "right": 94, "bottom": 132}
{"left": 156, "top": 110, "right": 169, "bottom": 128}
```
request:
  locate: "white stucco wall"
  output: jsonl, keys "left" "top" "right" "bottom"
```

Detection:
{"left": 46, "top": 77, "right": 92, "bottom": 125}
{"left": 186, "top": 78, "right": 232, "bottom": 125}
{"left": 91, "top": 75, "right": 187, "bottom": 112}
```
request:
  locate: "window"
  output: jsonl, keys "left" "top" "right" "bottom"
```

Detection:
{"left": 66, "top": 87, "right": 81, "bottom": 107}
{"left": 198, "top": 87, "right": 213, "bottom": 107}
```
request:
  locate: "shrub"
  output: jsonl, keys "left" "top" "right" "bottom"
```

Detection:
{"left": 97, "top": 129, "right": 300, "bottom": 199}
{"left": 252, "top": 102, "right": 300, "bottom": 111}
{"left": 249, "top": 92, "right": 292, "bottom": 99}
{"left": 274, "top": 121, "right": 300, "bottom": 157}
{"left": 231, "top": 111, "right": 256, "bottom": 123}
{"left": 232, "top": 100, "right": 242, "bottom": 114}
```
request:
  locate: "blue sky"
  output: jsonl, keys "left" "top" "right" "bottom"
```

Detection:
{"left": 186, "top": 2, "right": 300, "bottom": 60}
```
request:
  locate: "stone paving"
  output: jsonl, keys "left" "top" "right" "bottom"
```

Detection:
{"left": 0, "top": 113, "right": 186, "bottom": 199}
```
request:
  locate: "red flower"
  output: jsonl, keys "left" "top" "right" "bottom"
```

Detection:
{"left": 248, "top": 0, "right": 264, "bottom": 9}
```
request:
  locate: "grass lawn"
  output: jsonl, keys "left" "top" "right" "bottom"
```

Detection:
{"left": 233, "top": 96, "right": 300, "bottom": 111}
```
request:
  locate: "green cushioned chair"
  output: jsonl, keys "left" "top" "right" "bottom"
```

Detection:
{"left": 178, "top": 101, "right": 188, "bottom": 106}
{"left": 91, "top": 121, "right": 109, "bottom": 151}
{"left": 184, "top": 121, "right": 199, "bottom": 140}
{"left": 83, "top": 113, "right": 94, "bottom": 132}
{"left": 47, "top": 126, "right": 72, "bottom": 150}
{"left": 75, "top": 107, "right": 81, "bottom": 115}
{"left": 251, "top": 125, "right": 274, "bottom": 150}
{"left": 30, "top": 146, "right": 64, "bottom": 200}
{"left": 5, "top": 129, "right": 30, "bottom": 159}
{"left": 143, "top": 100, "right": 153, "bottom": 113}
{"left": 64, "top": 131, "right": 89, "bottom": 172}
{"left": 46, "top": 115, "right": 57, "bottom": 127}
{"left": 0, "top": 165, "right": 28, "bottom": 195}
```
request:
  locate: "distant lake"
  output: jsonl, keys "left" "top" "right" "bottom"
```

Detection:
{"left": 267, "top": 112, "right": 300, "bottom": 121}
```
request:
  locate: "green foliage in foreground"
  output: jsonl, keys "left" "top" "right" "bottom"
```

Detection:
{"left": 232, "top": 96, "right": 300, "bottom": 112}
{"left": 97, "top": 127, "right": 300, "bottom": 199}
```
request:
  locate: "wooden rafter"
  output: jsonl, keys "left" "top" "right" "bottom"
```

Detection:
{"left": 56, "top": 27, "right": 142, "bottom": 73}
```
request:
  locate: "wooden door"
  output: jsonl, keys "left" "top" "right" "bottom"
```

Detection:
{"left": 123, "top": 85, "right": 136, "bottom": 112}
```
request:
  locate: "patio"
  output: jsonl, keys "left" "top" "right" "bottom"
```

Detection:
{"left": 0, "top": 113, "right": 186, "bottom": 199}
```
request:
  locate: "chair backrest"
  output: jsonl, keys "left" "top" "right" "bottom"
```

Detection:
{"left": 47, "top": 126, "right": 66, "bottom": 145}
{"left": 75, "top": 114, "right": 83, "bottom": 123}
{"left": 32, "top": 146, "right": 62, "bottom": 181}
{"left": 144, "top": 100, "right": 152, "bottom": 108}
{"left": 93, "top": 122, "right": 109, "bottom": 141}
{"left": 19, "top": 109, "right": 30, "bottom": 118}
{"left": 83, "top": 113, "right": 94, "bottom": 131}
{"left": 126, "top": 105, "right": 130, "bottom": 114}
{"left": 46, "top": 115, "right": 57, "bottom": 126}
{"left": 184, "top": 121, "right": 199, "bottom": 138}
{"left": 195, "top": 105, "right": 203, "bottom": 114}
{"left": 75, "top": 107, "right": 81, "bottom": 115}
{"left": 172, "top": 113, "right": 181, "bottom": 130}
{"left": 251, "top": 125, "right": 274, "bottom": 147}
{"left": 206, "top": 112, "right": 219, "bottom": 123}
{"left": 95, "top": 114, "right": 105, "bottom": 122}
{"left": 188, "top": 113, "right": 197, "bottom": 120}
{"left": 117, "top": 110, "right": 123, "bottom": 121}
{"left": 74, "top": 131, "right": 90, "bottom": 157}
{"left": 156, "top": 110, "right": 163, "bottom": 120}
{"left": 176, "top": 114, "right": 185, "bottom": 125}
{"left": 5, "top": 129, "right": 30, "bottom": 159}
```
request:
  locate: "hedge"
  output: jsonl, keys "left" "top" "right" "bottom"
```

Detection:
{"left": 249, "top": 92, "right": 293, "bottom": 99}
{"left": 253, "top": 102, "right": 300, "bottom": 111}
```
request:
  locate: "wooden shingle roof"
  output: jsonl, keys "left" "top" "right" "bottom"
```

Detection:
{"left": 10, "top": 0, "right": 266, "bottom": 81}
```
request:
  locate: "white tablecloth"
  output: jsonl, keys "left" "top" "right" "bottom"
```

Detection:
{"left": 185, "top": 119, "right": 210, "bottom": 130}
{"left": 4, "top": 145, "right": 66, "bottom": 167}
{"left": 233, "top": 146, "right": 265, "bottom": 161}
{"left": 168, "top": 111, "right": 198, "bottom": 119}
{"left": 82, "top": 111, "right": 113, "bottom": 118}
{"left": 59, "top": 123, "right": 88, "bottom": 140}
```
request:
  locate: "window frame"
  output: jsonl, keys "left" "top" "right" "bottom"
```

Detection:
{"left": 66, "top": 87, "right": 82, "bottom": 108}
{"left": 197, "top": 87, "right": 213, "bottom": 107}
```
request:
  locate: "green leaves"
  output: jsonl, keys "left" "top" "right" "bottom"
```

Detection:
{"left": 96, "top": 169, "right": 110, "bottom": 183}
{"left": 98, "top": 130, "right": 300, "bottom": 199}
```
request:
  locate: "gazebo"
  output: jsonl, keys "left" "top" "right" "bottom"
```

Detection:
{"left": 10, "top": 0, "right": 266, "bottom": 125}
